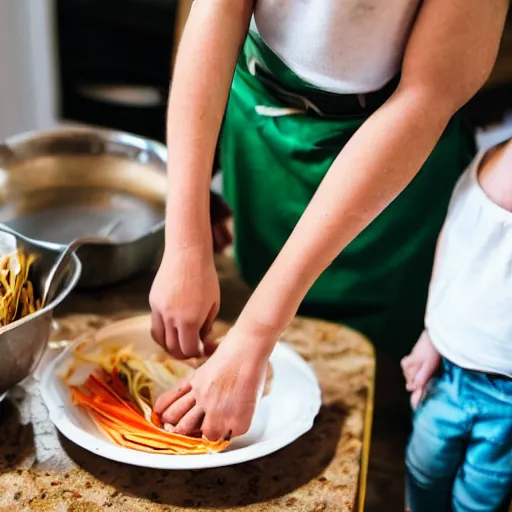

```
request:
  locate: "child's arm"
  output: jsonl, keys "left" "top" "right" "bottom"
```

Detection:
{"left": 401, "top": 226, "right": 445, "bottom": 409}
{"left": 402, "top": 137, "right": 512, "bottom": 409}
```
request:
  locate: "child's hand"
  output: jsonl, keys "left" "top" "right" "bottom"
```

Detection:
{"left": 401, "top": 330, "right": 441, "bottom": 409}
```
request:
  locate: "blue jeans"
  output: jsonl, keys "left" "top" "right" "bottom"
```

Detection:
{"left": 406, "top": 359, "right": 512, "bottom": 512}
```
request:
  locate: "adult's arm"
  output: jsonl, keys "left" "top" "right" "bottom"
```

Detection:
{"left": 236, "top": 0, "right": 509, "bottom": 351}
{"left": 150, "top": 0, "right": 253, "bottom": 358}
{"left": 165, "top": 0, "right": 253, "bottom": 249}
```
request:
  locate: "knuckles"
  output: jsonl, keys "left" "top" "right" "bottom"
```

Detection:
{"left": 154, "top": 307, "right": 204, "bottom": 327}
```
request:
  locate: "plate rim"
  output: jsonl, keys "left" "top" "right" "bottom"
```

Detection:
{"left": 40, "top": 339, "right": 322, "bottom": 470}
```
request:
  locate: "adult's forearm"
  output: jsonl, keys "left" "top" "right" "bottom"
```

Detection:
{"left": 165, "top": 0, "right": 253, "bottom": 249}
{"left": 237, "top": 88, "right": 453, "bottom": 342}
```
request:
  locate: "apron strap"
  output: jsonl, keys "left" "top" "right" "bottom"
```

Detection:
{"left": 245, "top": 37, "right": 399, "bottom": 119}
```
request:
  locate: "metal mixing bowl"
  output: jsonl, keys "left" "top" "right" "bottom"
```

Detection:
{"left": 0, "top": 126, "right": 167, "bottom": 288}
{"left": 0, "top": 230, "right": 81, "bottom": 396}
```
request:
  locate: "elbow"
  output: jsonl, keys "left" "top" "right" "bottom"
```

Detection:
{"left": 396, "top": 64, "right": 495, "bottom": 121}
{"left": 393, "top": 75, "right": 487, "bottom": 126}
{"left": 442, "top": 66, "right": 493, "bottom": 112}
{"left": 391, "top": 83, "right": 457, "bottom": 129}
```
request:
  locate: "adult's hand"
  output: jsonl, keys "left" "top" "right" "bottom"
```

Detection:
{"left": 149, "top": 248, "right": 220, "bottom": 359}
{"left": 154, "top": 325, "right": 269, "bottom": 440}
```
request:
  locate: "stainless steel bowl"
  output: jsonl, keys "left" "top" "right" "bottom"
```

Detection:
{"left": 0, "top": 230, "right": 81, "bottom": 395}
{"left": 0, "top": 126, "right": 167, "bottom": 287}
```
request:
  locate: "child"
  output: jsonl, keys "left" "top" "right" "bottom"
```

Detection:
{"left": 402, "top": 139, "right": 512, "bottom": 511}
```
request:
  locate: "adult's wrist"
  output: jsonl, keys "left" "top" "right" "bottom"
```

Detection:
{"left": 228, "top": 319, "right": 278, "bottom": 361}
{"left": 164, "top": 190, "right": 212, "bottom": 251}
{"left": 233, "top": 293, "right": 293, "bottom": 358}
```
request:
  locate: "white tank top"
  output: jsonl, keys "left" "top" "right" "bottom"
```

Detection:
{"left": 251, "top": 0, "right": 421, "bottom": 94}
{"left": 425, "top": 153, "right": 512, "bottom": 378}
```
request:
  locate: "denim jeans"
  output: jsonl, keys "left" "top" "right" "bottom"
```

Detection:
{"left": 406, "top": 359, "right": 512, "bottom": 512}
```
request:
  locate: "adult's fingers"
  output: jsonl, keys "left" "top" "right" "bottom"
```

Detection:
{"left": 229, "top": 402, "right": 254, "bottom": 438}
{"left": 150, "top": 310, "right": 185, "bottom": 358}
{"left": 161, "top": 394, "right": 196, "bottom": 426}
{"left": 174, "top": 406, "right": 205, "bottom": 436}
{"left": 201, "top": 414, "right": 226, "bottom": 442}
{"left": 150, "top": 310, "right": 166, "bottom": 348}
{"left": 201, "top": 302, "right": 219, "bottom": 339}
{"left": 200, "top": 304, "right": 220, "bottom": 355}
{"left": 164, "top": 321, "right": 187, "bottom": 359}
{"left": 177, "top": 322, "right": 202, "bottom": 359}
{"left": 202, "top": 408, "right": 253, "bottom": 442}
{"left": 154, "top": 381, "right": 191, "bottom": 414}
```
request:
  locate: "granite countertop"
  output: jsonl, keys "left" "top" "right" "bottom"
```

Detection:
{"left": 0, "top": 254, "right": 375, "bottom": 512}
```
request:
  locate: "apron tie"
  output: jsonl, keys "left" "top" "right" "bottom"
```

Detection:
{"left": 248, "top": 55, "right": 320, "bottom": 117}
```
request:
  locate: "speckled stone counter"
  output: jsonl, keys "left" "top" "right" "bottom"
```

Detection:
{"left": 0, "top": 254, "right": 375, "bottom": 512}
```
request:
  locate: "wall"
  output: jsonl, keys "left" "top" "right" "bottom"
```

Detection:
{"left": 0, "top": 0, "right": 59, "bottom": 140}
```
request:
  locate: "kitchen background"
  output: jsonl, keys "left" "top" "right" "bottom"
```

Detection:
{"left": 2, "top": 0, "right": 512, "bottom": 149}
{"left": 1, "top": 2, "right": 512, "bottom": 510}
{"left": 0, "top": 0, "right": 187, "bottom": 142}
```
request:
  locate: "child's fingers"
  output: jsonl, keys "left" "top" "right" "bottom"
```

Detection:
{"left": 403, "top": 361, "right": 419, "bottom": 388}
{"left": 402, "top": 365, "right": 416, "bottom": 382}
{"left": 406, "top": 374, "right": 420, "bottom": 391}
{"left": 400, "top": 355, "right": 412, "bottom": 372}
{"left": 413, "top": 359, "right": 439, "bottom": 389}
{"left": 406, "top": 379, "right": 417, "bottom": 392}
{"left": 410, "top": 388, "right": 424, "bottom": 410}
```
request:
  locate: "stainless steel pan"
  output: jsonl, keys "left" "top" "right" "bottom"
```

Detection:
{"left": 0, "top": 229, "right": 81, "bottom": 396}
{"left": 0, "top": 126, "right": 167, "bottom": 287}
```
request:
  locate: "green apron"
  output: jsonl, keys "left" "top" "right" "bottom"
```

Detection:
{"left": 221, "top": 33, "right": 476, "bottom": 358}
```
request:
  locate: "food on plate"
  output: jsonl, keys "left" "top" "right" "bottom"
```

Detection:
{"left": 70, "top": 370, "right": 229, "bottom": 455}
{"left": 0, "top": 250, "right": 40, "bottom": 326}
{"left": 64, "top": 339, "right": 272, "bottom": 455}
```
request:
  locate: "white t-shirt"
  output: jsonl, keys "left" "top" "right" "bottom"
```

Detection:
{"left": 251, "top": 0, "right": 421, "bottom": 94}
{"left": 425, "top": 152, "right": 512, "bottom": 378}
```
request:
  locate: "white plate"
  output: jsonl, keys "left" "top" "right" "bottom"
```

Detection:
{"left": 40, "top": 316, "right": 322, "bottom": 470}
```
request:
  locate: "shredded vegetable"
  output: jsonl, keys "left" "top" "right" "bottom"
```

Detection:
{"left": 65, "top": 341, "right": 229, "bottom": 455}
{"left": 0, "top": 250, "right": 40, "bottom": 326}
